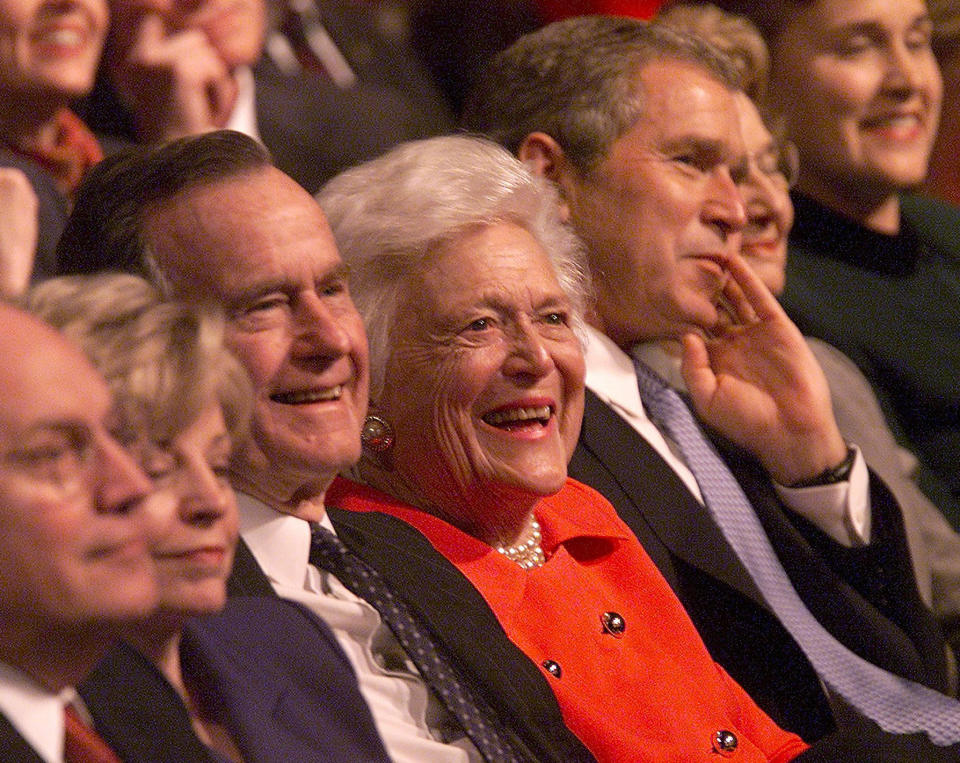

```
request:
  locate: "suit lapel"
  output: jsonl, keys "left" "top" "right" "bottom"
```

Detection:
{"left": 327, "top": 507, "right": 595, "bottom": 763}
{"left": 0, "top": 714, "right": 45, "bottom": 763}
{"left": 226, "top": 537, "right": 276, "bottom": 597}
{"left": 575, "top": 389, "right": 766, "bottom": 607}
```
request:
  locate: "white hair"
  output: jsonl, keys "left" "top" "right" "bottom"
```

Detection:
{"left": 318, "top": 135, "right": 590, "bottom": 399}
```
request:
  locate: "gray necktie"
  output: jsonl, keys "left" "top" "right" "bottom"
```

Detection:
{"left": 633, "top": 359, "right": 960, "bottom": 744}
{"left": 310, "top": 523, "right": 524, "bottom": 762}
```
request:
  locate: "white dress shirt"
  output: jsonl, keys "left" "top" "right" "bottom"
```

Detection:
{"left": 224, "top": 66, "right": 261, "bottom": 143}
{"left": 0, "top": 662, "right": 74, "bottom": 763}
{"left": 237, "top": 492, "right": 480, "bottom": 763}
{"left": 584, "top": 326, "right": 871, "bottom": 546}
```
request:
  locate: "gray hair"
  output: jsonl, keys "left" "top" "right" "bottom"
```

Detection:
{"left": 461, "top": 15, "right": 742, "bottom": 173}
{"left": 55, "top": 130, "right": 272, "bottom": 281}
{"left": 318, "top": 134, "right": 590, "bottom": 399}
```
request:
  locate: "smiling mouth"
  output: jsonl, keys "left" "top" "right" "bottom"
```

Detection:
{"left": 32, "top": 24, "right": 90, "bottom": 51}
{"left": 744, "top": 215, "right": 779, "bottom": 243}
{"left": 271, "top": 385, "right": 342, "bottom": 405}
{"left": 482, "top": 405, "right": 553, "bottom": 430}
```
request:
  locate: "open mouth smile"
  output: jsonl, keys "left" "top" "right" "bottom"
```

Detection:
{"left": 482, "top": 404, "right": 553, "bottom": 431}
{"left": 271, "top": 385, "right": 342, "bottom": 405}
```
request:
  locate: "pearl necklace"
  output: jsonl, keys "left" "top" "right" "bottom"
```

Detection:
{"left": 496, "top": 519, "right": 546, "bottom": 569}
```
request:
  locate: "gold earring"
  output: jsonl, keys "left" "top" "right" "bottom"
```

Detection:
{"left": 361, "top": 414, "right": 394, "bottom": 453}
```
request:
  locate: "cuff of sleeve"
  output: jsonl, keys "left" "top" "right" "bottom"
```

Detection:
{"left": 773, "top": 445, "right": 870, "bottom": 547}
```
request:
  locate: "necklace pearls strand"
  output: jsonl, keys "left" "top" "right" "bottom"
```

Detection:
{"left": 496, "top": 519, "right": 546, "bottom": 569}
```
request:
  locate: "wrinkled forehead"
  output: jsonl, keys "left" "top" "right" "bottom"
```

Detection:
{"left": 144, "top": 168, "right": 341, "bottom": 300}
{"left": 630, "top": 58, "right": 746, "bottom": 157}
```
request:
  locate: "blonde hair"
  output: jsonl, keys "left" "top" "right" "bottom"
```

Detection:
{"left": 23, "top": 273, "right": 252, "bottom": 446}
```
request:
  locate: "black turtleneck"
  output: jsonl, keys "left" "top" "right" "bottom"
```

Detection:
{"left": 782, "top": 192, "right": 960, "bottom": 526}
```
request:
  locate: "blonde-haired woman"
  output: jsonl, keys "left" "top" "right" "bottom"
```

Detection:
{"left": 25, "top": 273, "right": 389, "bottom": 762}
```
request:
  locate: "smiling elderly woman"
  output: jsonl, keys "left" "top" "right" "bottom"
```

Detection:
{"left": 317, "top": 135, "right": 809, "bottom": 761}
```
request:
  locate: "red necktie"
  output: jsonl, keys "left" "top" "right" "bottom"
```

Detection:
{"left": 63, "top": 704, "right": 121, "bottom": 763}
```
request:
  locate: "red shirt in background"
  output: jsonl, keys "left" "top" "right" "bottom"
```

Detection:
{"left": 534, "top": 0, "right": 665, "bottom": 22}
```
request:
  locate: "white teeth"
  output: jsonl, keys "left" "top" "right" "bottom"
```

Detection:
{"left": 870, "top": 114, "right": 919, "bottom": 129}
{"left": 272, "top": 385, "right": 342, "bottom": 404}
{"left": 483, "top": 405, "right": 551, "bottom": 426}
{"left": 38, "top": 28, "right": 83, "bottom": 47}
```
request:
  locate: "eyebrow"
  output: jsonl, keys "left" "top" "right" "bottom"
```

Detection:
{"left": 659, "top": 135, "right": 731, "bottom": 156}
{"left": 0, "top": 422, "right": 91, "bottom": 458}
{"left": 829, "top": 14, "right": 932, "bottom": 37}
{"left": 224, "top": 262, "right": 352, "bottom": 310}
{"left": 16, "top": 421, "right": 89, "bottom": 438}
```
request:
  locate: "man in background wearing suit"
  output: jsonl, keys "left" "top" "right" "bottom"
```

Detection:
{"left": 79, "top": 0, "right": 451, "bottom": 193}
{"left": 463, "top": 15, "right": 957, "bottom": 746}
{"left": 0, "top": 303, "right": 158, "bottom": 761}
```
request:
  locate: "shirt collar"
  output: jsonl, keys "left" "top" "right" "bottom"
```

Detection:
{"left": 236, "top": 491, "right": 314, "bottom": 589}
{"left": 583, "top": 326, "right": 646, "bottom": 418}
{"left": 328, "top": 476, "right": 630, "bottom": 561}
{"left": 0, "top": 662, "right": 67, "bottom": 763}
{"left": 224, "top": 65, "right": 261, "bottom": 143}
{"left": 535, "top": 480, "right": 633, "bottom": 556}
{"left": 631, "top": 342, "right": 687, "bottom": 391}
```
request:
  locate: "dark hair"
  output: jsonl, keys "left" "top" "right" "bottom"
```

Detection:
{"left": 56, "top": 130, "right": 272, "bottom": 278}
{"left": 461, "top": 15, "right": 741, "bottom": 172}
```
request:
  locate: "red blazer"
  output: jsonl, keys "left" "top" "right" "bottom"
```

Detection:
{"left": 327, "top": 476, "right": 807, "bottom": 762}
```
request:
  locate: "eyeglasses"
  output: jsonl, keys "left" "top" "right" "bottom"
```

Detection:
{"left": 746, "top": 140, "right": 800, "bottom": 189}
{"left": 0, "top": 419, "right": 135, "bottom": 495}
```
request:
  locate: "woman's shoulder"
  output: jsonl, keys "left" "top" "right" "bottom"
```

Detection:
{"left": 901, "top": 193, "right": 960, "bottom": 259}
{"left": 548, "top": 477, "right": 633, "bottom": 534}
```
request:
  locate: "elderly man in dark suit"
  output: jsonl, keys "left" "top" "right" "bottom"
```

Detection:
{"left": 78, "top": 0, "right": 452, "bottom": 194}
{"left": 0, "top": 303, "right": 157, "bottom": 761}
{"left": 462, "top": 15, "right": 960, "bottom": 749}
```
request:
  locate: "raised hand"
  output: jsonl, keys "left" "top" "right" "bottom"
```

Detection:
{"left": 0, "top": 168, "right": 37, "bottom": 297}
{"left": 681, "top": 252, "right": 847, "bottom": 485}
{"left": 108, "top": 12, "right": 238, "bottom": 142}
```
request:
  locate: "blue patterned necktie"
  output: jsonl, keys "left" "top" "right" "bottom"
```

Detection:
{"left": 309, "top": 523, "right": 523, "bottom": 762}
{"left": 633, "top": 359, "right": 960, "bottom": 744}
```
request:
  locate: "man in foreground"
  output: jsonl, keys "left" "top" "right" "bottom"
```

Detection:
{"left": 0, "top": 303, "right": 158, "bottom": 761}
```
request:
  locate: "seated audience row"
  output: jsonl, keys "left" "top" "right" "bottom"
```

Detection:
{"left": 0, "top": 0, "right": 453, "bottom": 297}
{"left": 3, "top": 3, "right": 960, "bottom": 761}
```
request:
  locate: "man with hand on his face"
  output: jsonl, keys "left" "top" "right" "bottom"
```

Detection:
{"left": 0, "top": 303, "right": 159, "bottom": 762}
{"left": 77, "top": 0, "right": 451, "bottom": 193}
{"left": 463, "top": 15, "right": 960, "bottom": 754}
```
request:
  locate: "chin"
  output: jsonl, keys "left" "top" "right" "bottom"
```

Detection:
{"left": 166, "top": 590, "right": 228, "bottom": 618}
{"left": 511, "top": 469, "right": 568, "bottom": 498}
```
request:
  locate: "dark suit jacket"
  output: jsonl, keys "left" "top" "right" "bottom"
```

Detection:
{"left": 77, "top": 53, "right": 451, "bottom": 196}
{"left": 0, "top": 713, "right": 45, "bottom": 763}
{"left": 568, "top": 388, "right": 950, "bottom": 742}
{"left": 80, "top": 597, "right": 389, "bottom": 762}
{"left": 227, "top": 532, "right": 595, "bottom": 762}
